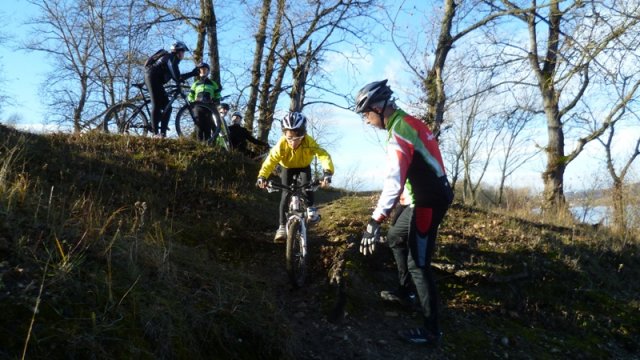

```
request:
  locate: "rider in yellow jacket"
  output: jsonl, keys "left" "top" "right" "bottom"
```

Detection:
{"left": 256, "top": 112, "right": 334, "bottom": 242}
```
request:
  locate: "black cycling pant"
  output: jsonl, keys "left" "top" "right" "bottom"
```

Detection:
{"left": 144, "top": 72, "right": 171, "bottom": 136}
{"left": 194, "top": 105, "right": 215, "bottom": 141}
{"left": 386, "top": 204, "right": 448, "bottom": 335}
{"left": 279, "top": 166, "right": 312, "bottom": 226}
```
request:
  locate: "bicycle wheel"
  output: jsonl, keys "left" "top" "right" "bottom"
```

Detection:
{"left": 286, "top": 218, "right": 307, "bottom": 287}
{"left": 217, "top": 115, "right": 232, "bottom": 151}
{"left": 103, "top": 102, "right": 149, "bottom": 136}
{"left": 175, "top": 103, "right": 199, "bottom": 138}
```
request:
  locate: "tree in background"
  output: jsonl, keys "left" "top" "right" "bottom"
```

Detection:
{"left": 497, "top": 0, "right": 640, "bottom": 214}
{"left": 25, "top": 0, "right": 100, "bottom": 132}
{"left": 245, "top": 0, "right": 276, "bottom": 135}
{"left": 90, "top": 0, "right": 150, "bottom": 115}
{"left": 388, "top": 0, "right": 513, "bottom": 138}
{"left": 0, "top": 28, "right": 8, "bottom": 115}
{"left": 248, "top": 0, "right": 377, "bottom": 141}
{"left": 494, "top": 100, "right": 539, "bottom": 206}
{"left": 145, "top": 0, "right": 221, "bottom": 86}
{"left": 600, "top": 122, "right": 640, "bottom": 234}
{"left": 24, "top": 0, "right": 155, "bottom": 131}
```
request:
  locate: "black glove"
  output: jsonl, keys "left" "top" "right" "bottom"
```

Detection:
{"left": 256, "top": 176, "right": 267, "bottom": 188}
{"left": 360, "top": 218, "right": 381, "bottom": 255}
{"left": 323, "top": 171, "right": 332, "bottom": 184}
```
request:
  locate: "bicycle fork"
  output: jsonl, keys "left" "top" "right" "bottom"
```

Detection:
{"left": 285, "top": 215, "right": 308, "bottom": 258}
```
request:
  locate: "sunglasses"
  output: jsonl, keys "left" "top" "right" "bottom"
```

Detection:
{"left": 285, "top": 135, "right": 305, "bottom": 142}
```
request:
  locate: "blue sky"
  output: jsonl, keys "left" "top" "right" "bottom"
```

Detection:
{"left": 0, "top": 0, "right": 406, "bottom": 191}
{"left": 1, "top": 0, "right": 637, "bottom": 194}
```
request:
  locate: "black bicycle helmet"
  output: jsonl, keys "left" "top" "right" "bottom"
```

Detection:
{"left": 282, "top": 112, "right": 307, "bottom": 133}
{"left": 197, "top": 62, "right": 210, "bottom": 69}
{"left": 231, "top": 111, "right": 242, "bottom": 119}
{"left": 218, "top": 103, "right": 230, "bottom": 111}
{"left": 170, "top": 41, "right": 189, "bottom": 53}
{"left": 354, "top": 79, "right": 393, "bottom": 113}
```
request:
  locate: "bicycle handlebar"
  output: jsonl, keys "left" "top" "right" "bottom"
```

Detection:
{"left": 266, "top": 179, "right": 321, "bottom": 193}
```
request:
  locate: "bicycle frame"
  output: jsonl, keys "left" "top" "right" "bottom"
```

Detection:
{"left": 103, "top": 82, "right": 194, "bottom": 137}
{"left": 267, "top": 176, "right": 320, "bottom": 287}
{"left": 286, "top": 193, "right": 309, "bottom": 257}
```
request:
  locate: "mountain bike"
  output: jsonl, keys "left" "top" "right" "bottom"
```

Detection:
{"left": 267, "top": 176, "right": 321, "bottom": 288}
{"left": 103, "top": 82, "right": 188, "bottom": 137}
{"left": 176, "top": 98, "right": 231, "bottom": 150}
{"left": 102, "top": 82, "right": 225, "bottom": 141}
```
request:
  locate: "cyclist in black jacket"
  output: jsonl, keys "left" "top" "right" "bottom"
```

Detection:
{"left": 228, "top": 111, "right": 269, "bottom": 156}
{"left": 144, "top": 41, "right": 198, "bottom": 137}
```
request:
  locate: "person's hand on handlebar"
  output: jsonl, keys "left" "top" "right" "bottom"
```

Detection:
{"left": 320, "top": 171, "right": 332, "bottom": 188}
{"left": 256, "top": 176, "right": 268, "bottom": 189}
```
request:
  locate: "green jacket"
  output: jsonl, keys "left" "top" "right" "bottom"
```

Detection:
{"left": 187, "top": 77, "right": 221, "bottom": 103}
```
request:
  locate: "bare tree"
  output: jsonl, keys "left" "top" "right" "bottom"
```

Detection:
{"left": 245, "top": 0, "right": 275, "bottom": 134}
{"left": 495, "top": 94, "right": 540, "bottom": 206}
{"left": 256, "top": 0, "right": 287, "bottom": 141}
{"left": 25, "top": 0, "right": 101, "bottom": 132}
{"left": 495, "top": 0, "right": 640, "bottom": 213}
{"left": 587, "top": 58, "right": 640, "bottom": 233}
{"left": 600, "top": 122, "right": 640, "bottom": 233}
{"left": 89, "top": 1, "right": 151, "bottom": 111}
{"left": 449, "top": 77, "right": 502, "bottom": 206}
{"left": 0, "top": 18, "right": 9, "bottom": 114}
{"left": 388, "top": 0, "right": 514, "bottom": 137}
{"left": 144, "top": 1, "right": 220, "bottom": 82}
{"left": 250, "top": 0, "right": 376, "bottom": 140}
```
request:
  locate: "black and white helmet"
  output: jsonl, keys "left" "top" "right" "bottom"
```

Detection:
{"left": 354, "top": 79, "right": 393, "bottom": 113}
{"left": 282, "top": 112, "right": 307, "bottom": 133}
{"left": 170, "top": 41, "right": 189, "bottom": 53}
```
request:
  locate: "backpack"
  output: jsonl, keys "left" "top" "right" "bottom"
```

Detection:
{"left": 144, "top": 49, "right": 168, "bottom": 68}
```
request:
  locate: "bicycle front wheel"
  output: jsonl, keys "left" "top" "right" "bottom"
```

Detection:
{"left": 286, "top": 218, "right": 307, "bottom": 288}
{"left": 217, "top": 114, "right": 232, "bottom": 151}
{"left": 175, "top": 103, "right": 199, "bottom": 138}
{"left": 103, "top": 102, "right": 149, "bottom": 136}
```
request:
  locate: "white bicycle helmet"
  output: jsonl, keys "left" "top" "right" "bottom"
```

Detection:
{"left": 282, "top": 112, "right": 307, "bottom": 133}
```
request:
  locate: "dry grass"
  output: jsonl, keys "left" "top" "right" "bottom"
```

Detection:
{"left": 0, "top": 124, "right": 638, "bottom": 359}
{"left": 0, "top": 125, "right": 292, "bottom": 359}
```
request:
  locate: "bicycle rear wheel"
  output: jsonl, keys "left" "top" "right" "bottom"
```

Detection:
{"left": 286, "top": 218, "right": 307, "bottom": 287}
{"left": 103, "top": 102, "right": 149, "bottom": 136}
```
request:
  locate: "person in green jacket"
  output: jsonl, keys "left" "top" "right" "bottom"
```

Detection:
{"left": 187, "top": 63, "right": 221, "bottom": 141}
{"left": 256, "top": 112, "right": 334, "bottom": 242}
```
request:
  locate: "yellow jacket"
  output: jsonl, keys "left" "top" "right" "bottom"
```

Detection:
{"left": 258, "top": 135, "right": 334, "bottom": 178}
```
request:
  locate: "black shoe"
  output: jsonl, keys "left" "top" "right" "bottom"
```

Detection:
{"left": 398, "top": 327, "right": 442, "bottom": 346}
{"left": 380, "top": 288, "right": 418, "bottom": 308}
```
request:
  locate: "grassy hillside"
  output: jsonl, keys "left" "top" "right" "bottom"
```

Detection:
{"left": 0, "top": 125, "right": 638, "bottom": 359}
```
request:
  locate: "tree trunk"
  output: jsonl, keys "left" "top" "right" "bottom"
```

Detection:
{"left": 259, "top": 54, "right": 289, "bottom": 140}
{"left": 289, "top": 43, "right": 312, "bottom": 112}
{"left": 541, "top": 104, "right": 567, "bottom": 213}
{"left": 529, "top": 0, "right": 567, "bottom": 214}
{"left": 424, "top": 0, "right": 455, "bottom": 137}
{"left": 205, "top": 0, "right": 221, "bottom": 87}
{"left": 245, "top": 0, "right": 272, "bottom": 132}
{"left": 74, "top": 73, "right": 89, "bottom": 133}
{"left": 257, "top": 0, "right": 286, "bottom": 141}
{"left": 611, "top": 179, "right": 626, "bottom": 234}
